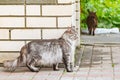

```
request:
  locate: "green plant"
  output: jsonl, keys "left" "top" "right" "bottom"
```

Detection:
{"left": 112, "top": 63, "right": 115, "bottom": 67}
{"left": 80, "top": 0, "right": 120, "bottom": 29}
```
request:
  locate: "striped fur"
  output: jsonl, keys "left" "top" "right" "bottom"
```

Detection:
{"left": 3, "top": 27, "right": 78, "bottom": 72}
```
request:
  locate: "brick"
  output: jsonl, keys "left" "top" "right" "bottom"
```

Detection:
{"left": 42, "top": 5, "right": 72, "bottom": 16}
{"left": 26, "top": 0, "right": 57, "bottom": 4}
{"left": 0, "top": 17, "right": 24, "bottom": 27}
{"left": 58, "top": 0, "right": 72, "bottom": 3}
{"left": 0, "top": 5, "right": 24, "bottom": 15}
{"left": 0, "top": 29, "right": 9, "bottom": 39}
{"left": 58, "top": 17, "right": 71, "bottom": 27}
{"left": 11, "top": 29, "right": 41, "bottom": 39}
{"left": 0, "top": 41, "right": 25, "bottom": 51}
{"left": 26, "top": 5, "right": 40, "bottom": 15}
{"left": 27, "top": 17, "right": 56, "bottom": 27}
{"left": 42, "top": 29, "right": 66, "bottom": 39}
{"left": 0, "top": 53, "right": 19, "bottom": 63}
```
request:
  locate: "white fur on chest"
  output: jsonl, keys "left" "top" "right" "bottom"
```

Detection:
{"left": 37, "top": 50, "right": 63, "bottom": 66}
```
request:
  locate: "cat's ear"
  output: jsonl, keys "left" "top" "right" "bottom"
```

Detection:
{"left": 71, "top": 26, "right": 77, "bottom": 31}
{"left": 67, "top": 25, "right": 76, "bottom": 31}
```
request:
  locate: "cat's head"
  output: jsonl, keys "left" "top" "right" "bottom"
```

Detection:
{"left": 62, "top": 26, "right": 78, "bottom": 42}
{"left": 87, "top": 9, "right": 97, "bottom": 18}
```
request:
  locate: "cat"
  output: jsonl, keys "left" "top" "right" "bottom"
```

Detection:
{"left": 86, "top": 9, "right": 98, "bottom": 36}
{"left": 3, "top": 27, "right": 78, "bottom": 72}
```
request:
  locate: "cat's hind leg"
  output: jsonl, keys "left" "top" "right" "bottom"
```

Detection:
{"left": 26, "top": 59, "right": 40, "bottom": 72}
{"left": 88, "top": 27, "right": 92, "bottom": 35}
{"left": 92, "top": 27, "right": 96, "bottom": 36}
{"left": 63, "top": 54, "right": 73, "bottom": 72}
{"left": 53, "top": 63, "right": 59, "bottom": 71}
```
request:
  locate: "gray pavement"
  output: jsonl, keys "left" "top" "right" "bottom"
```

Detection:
{"left": 81, "top": 33, "right": 120, "bottom": 45}
{"left": 0, "top": 45, "right": 120, "bottom": 80}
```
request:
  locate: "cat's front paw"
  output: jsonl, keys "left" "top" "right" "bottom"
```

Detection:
{"left": 66, "top": 69, "right": 73, "bottom": 72}
{"left": 31, "top": 67, "right": 41, "bottom": 72}
{"left": 66, "top": 67, "right": 73, "bottom": 72}
{"left": 53, "top": 68, "right": 60, "bottom": 71}
{"left": 53, "top": 64, "right": 59, "bottom": 71}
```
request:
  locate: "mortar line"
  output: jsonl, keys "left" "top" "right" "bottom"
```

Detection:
{"left": 86, "top": 45, "right": 94, "bottom": 80}
{"left": 73, "top": 45, "right": 85, "bottom": 80}
{"left": 77, "top": 45, "right": 85, "bottom": 69}
{"left": 110, "top": 46, "right": 115, "bottom": 80}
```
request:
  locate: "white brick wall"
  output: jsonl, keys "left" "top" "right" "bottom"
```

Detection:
{"left": 0, "top": 29, "right": 9, "bottom": 39}
{"left": 58, "top": 0, "right": 72, "bottom": 3}
{"left": 42, "top": 29, "right": 66, "bottom": 39}
{"left": 42, "top": 5, "right": 72, "bottom": 16}
{"left": 58, "top": 17, "right": 71, "bottom": 27}
{"left": 0, "top": 41, "right": 24, "bottom": 51}
{"left": 0, "top": 0, "right": 80, "bottom": 63}
{"left": 0, "top": 5, "right": 24, "bottom": 15}
{"left": 0, "top": 17, "right": 24, "bottom": 27}
{"left": 26, "top": 5, "right": 40, "bottom": 15}
{"left": 11, "top": 29, "right": 41, "bottom": 39}
{"left": 0, "top": 53, "right": 19, "bottom": 63}
{"left": 27, "top": 17, "right": 56, "bottom": 27}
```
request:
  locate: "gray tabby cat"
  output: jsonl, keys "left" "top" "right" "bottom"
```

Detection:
{"left": 3, "top": 27, "right": 78, "bottom": 72}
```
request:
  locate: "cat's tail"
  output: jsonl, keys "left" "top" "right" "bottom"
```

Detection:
{"left": 3, "top": 45, "right": 27, "bottom": 72}
{"left": 3, "top": 58, "right": 19, "bottom": 72}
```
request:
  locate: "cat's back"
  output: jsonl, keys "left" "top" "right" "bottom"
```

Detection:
{"left": 27, "top": 39, "right": 64, "bottom": 51}
{"left": 87, "top": 12, "right": 97, "bottom": 27}
{"left": 28, "top": 39, "right": 63, "bottom": 45}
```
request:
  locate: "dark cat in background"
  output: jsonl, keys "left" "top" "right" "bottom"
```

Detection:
{"left": 86, "top": 9, "right": 98, "bottom": 36}
{"left": 3, "top": 27, "right": 78, "bottom": 72}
